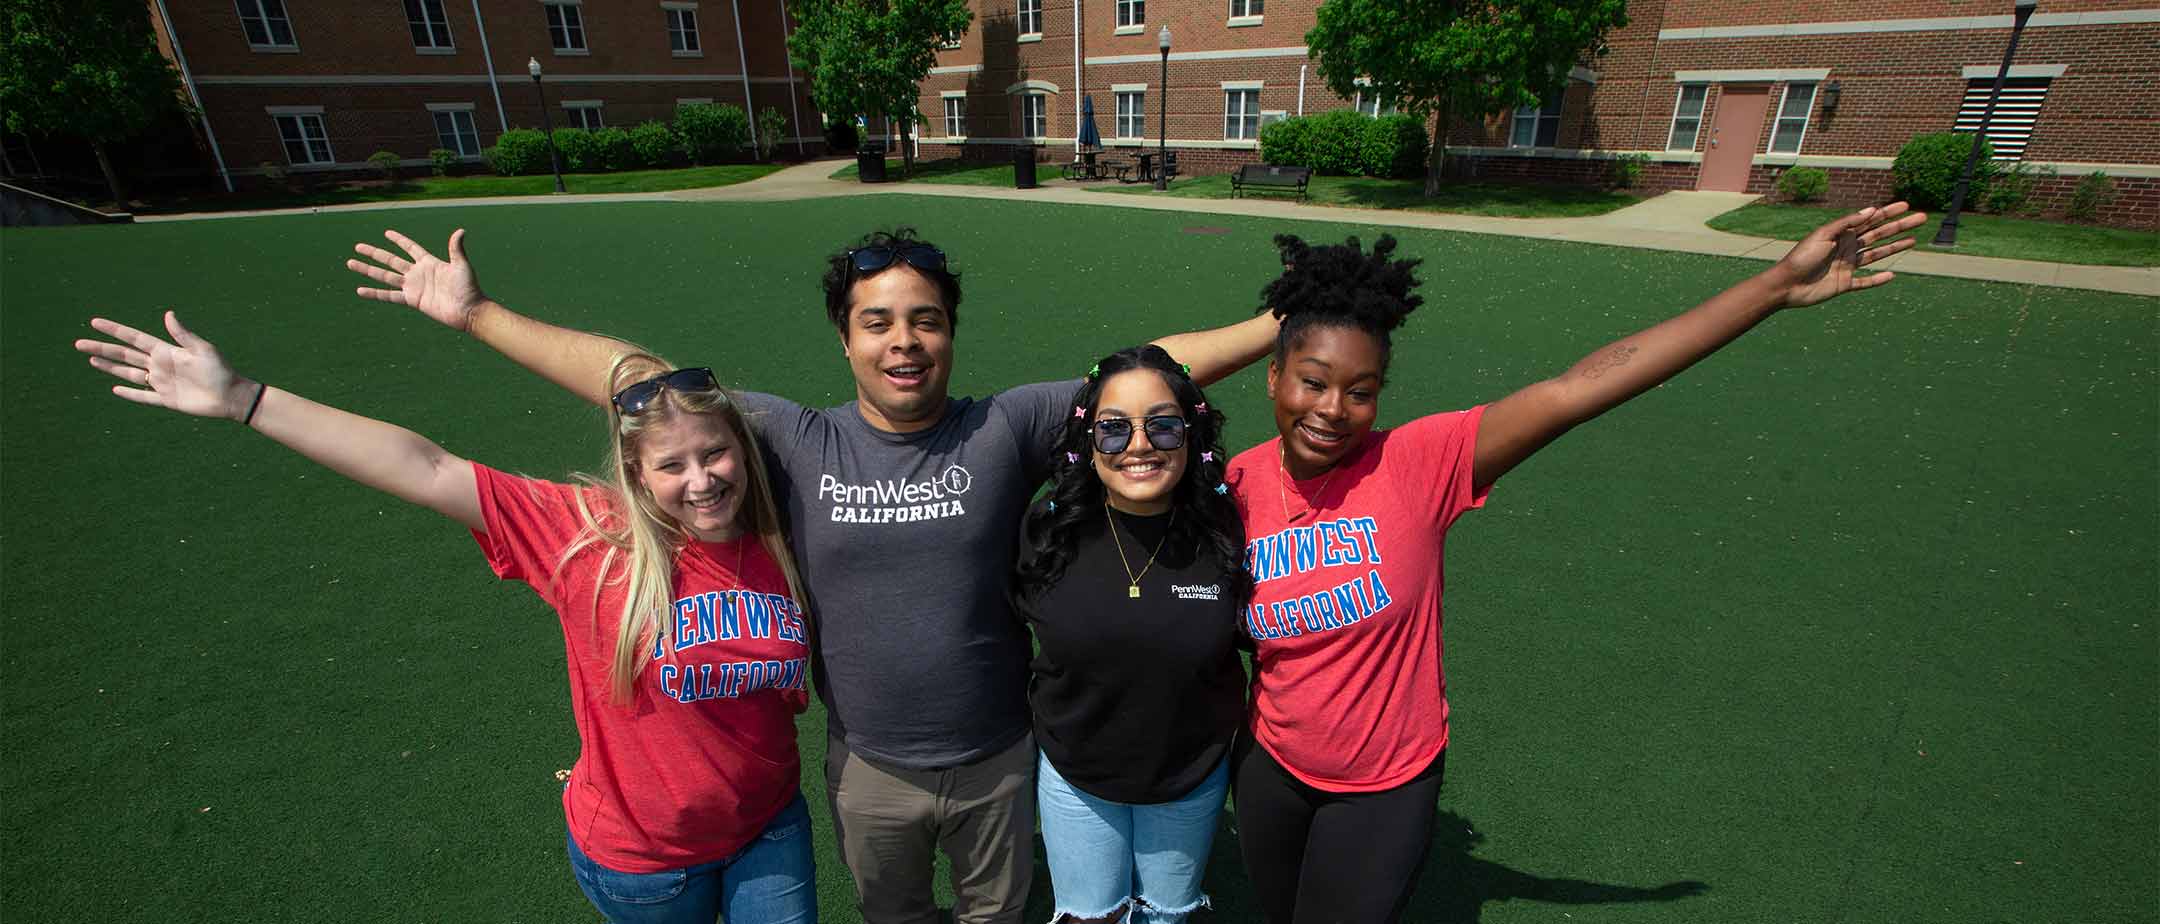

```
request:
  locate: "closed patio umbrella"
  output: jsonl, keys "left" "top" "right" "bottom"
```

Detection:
{"left": 1077, "top": 95, "right": 1102, "bottom": 151}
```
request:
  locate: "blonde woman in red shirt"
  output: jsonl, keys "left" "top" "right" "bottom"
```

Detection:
{"left": 1224, "top": 204, "right": 1927, "bottom": 924}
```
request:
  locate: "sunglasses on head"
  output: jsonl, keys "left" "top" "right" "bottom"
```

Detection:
{"left": 848, "top": 243, "right": 947, "bottom": 278}
{"left": 1091, "top": 415, "right": 1188, "bottom": 455}
{"left": 612, "top": 367, "right": 720, "bottom": 415}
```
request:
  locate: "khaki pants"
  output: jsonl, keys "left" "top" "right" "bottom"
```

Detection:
{"left": 824, "top": 732, "right": 1037, "bottom": 924}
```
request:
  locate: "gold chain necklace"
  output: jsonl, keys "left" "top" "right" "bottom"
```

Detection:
{"left": 1106, "top": 501, "right": 1175, "bottom": 599}
{"left": 1276, "top": 445, "right": 1337, "bottom": 523}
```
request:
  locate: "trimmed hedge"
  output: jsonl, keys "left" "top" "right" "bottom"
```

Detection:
{"left": 484, "top": 128, "right": 552, "bottom": 176}
{"left": 1776, "top": 166, "right": 1829, "bottom": 203}
{"left": 590, "top": 126, "right": 637, "bottom": 172}
{"left": 1361, "top": 114, "right": 1427, "bottom": 180}
{"left": 676, "top": 102, "right": 751, "bottom": 164}
{"left": 1261, "top": 109, "right": 1427, "bottom": 178}
{"left": 1893, "top": 132, "right": 1995, "bottom": 210}
{"left": 628, "top": 120, "right": 683, "bottom": 168}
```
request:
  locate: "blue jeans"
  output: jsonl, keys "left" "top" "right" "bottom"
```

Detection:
{"left": 566, "top": 792, "right": 817, "bottom": 924}
{"left": 1036, "top": 751, "right": 1228, "bottom": 923}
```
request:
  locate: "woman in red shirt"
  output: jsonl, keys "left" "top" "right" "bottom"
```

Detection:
{"left": 1225, "top": 204, "right": 1927, "bottom": 923}
{"left": 75, "top": 312, "right": 818, "bottom": 924}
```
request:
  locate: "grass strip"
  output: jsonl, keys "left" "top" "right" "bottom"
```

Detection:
{"left": 139, "top": 163, "right": 786, "bottom": 215}
{"left": 1707, "top": 202, "right": 2159, "bottom": 267}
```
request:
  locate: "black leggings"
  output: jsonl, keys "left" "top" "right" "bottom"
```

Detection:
{"left": 1231, "top": 741, "right": 1447, "bottom": 924}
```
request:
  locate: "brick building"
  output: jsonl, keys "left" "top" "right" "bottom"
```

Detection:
{"left": 910, "top": 0, "right": 2158, "bottom": 225}
{"left": 147, "top": 0, "right": 818, "bottom": 186}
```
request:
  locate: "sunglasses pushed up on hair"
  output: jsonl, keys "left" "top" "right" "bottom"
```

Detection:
{"left": 612, "top": 367, "right": 721, "bottom": 415}
{"left": 847, "top": 243, "right": 947, "bottom": 278}
{"left": 1091, "top": 415, "right": 1188, "bottom": 455}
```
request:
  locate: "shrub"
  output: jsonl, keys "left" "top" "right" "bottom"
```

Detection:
{"left": 2065, "top": 171, "right": 2116, "bottom": 222}
{"left": 627, "top": 120, "right": 682, "bottom": 168}
{"left": 547, "top": 127, "right": 598, "bottom": 172}
{"left": 1892, "top": 131, "right": 1995, "bottom": 210}
{"left": 258, "top": 161, "right": 290, "bottom": 188}
{"left": 590, "top": 126, "right": 637, "bottom": 171}
{"left": 676, "top": 102, "right": 751, "bottom": 164}
{"left": 367, "top": 150, "right": 402, "bottom": 182}
{"left": 1259, "top": 115, "right": 1313, "bottom": 169}
{"left": 1359, "top": 113, "right": 1427, "bottom": 179}
{"left": 428, "top": 147, "right": 460, "bottom": 177}
{"left": 756, "top": 106, "right": 789, "bottom": 161}
{"left": 484, "top": 128, "right": 551, "bottom": 176}
{"left": 1982, "top": 160, "right": 2053, "bottom": 216}
{"left": 1305, "top": 109, "right": 1368, "bottom": 175}
{"left": 1776, "top": 166, "right": 1829, "bottom": 203}
{"left": 1608, "top": 152, "right": 1651, "bottom": 189}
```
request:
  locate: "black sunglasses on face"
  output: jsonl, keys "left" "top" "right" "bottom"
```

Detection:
{"left": 848, "top": 243, "right": 948, "bottom": 278}
{"left": 612, "top": 367, "right": 721, "bottom": 415}
{"left": 1091, "top": 415, "right": 1188, "bottom": 455}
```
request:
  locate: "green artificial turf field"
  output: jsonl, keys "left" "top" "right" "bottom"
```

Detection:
{"left": 3, "top": 196, "right": 2154, "bottom": 923}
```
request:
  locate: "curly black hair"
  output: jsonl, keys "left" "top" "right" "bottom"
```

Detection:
{"left": 1013, "top": 345, "right": 1251, "bottom": 615}
{"left": 821, "top": 227, "right": 964, "bottom": 332}
{"left": 1259, "top": 233, "right": 1423, "bottom": 375}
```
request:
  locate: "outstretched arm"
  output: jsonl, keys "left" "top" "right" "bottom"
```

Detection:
{"left": 1470, "top": 202, "right": 1928, "bottom": 491}
{"left": 75, "top": 312, "right": 484, "bottom": 531}
{"left": 1151, "top": 312, "right": 1281, "bottom": 388}
{"left": 347, "top": 229, "right": 627, "bottom": 407}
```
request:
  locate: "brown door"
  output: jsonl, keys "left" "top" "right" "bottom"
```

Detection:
{"left": 1697, "top": 85, "right": 1770, "bottom": 192}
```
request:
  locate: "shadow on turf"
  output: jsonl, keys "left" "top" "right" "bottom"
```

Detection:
{"left": 1013, "top": 810, "right": 1707, "bottom": 923}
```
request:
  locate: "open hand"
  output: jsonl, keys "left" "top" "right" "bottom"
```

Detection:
{"left": 75, "top": 312, "right": 255, "bottom": 420}
{"left": 1765, "top": 202, "right": 1928, "bottom": 309}
{"left": 347, "top": 228, "right": 487, "bottom": 331}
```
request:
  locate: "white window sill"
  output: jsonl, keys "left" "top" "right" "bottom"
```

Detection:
{"left": 1218, "top": 138, "right": 1260, "bottom": 148}
{"left": 416, "top": 46, "right": 458, "bottom": 55}
{"left": 947, "top": 136, "right": 967, "bottom": 141}
{"left": 1227, "top": 15, "right": 1263, "bottom": 27}
{"left": 286, "top": 162, "right": 341, "bottom": 171}
{"left": 553, "top": 47, "right": 590, "bottom": 55}
{"left": 672, "top": 49, "right": 704, "bottom": 57}
{"left": 249, "top": 43, "right": 300, "bottom": 53}
{"left": 1114, "top": 25, "right": 1144, "bottom": 35}
{"left": 1017, "top": 32, "right": 1043, "bottom": 43}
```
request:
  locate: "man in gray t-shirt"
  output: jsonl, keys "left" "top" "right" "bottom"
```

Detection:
{"left": 347, "top": 227, "right": 1276, "bottom": 924}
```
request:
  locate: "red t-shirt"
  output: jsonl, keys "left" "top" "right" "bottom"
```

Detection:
{"left": 1225, "top": 407, "right": 1489, "bottom": 793}
{"left": 468, "top": 463, "right": 810, "bottom": 873}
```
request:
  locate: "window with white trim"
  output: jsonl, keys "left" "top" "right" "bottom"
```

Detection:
{"left": 1224, "top": 88, "right": 1261, "bottom": 140}
{"left": 1115, "top": 90, "right": 1144, "bottom": 139}
{"left": 432, "top": 108, "right": 480, "bottom": 156}
{"left": 565, "top": 101, "right": 604, "bottom": 130}
{"left": 1355, "top": 92, "right": 1394, "bottom": 118}
{"left": 1510, "top": 88, "right": 1561, "bottom": 148}
{"left": 405, "top": 0, "right": 452, "bottom": 49}
{"left": 1022, "top": 93, "right": 1047, "bottom": 138}
{"left": 1017, "top": 0, "right": 1041, "bottom": 36}
{"left": 666, "top": 6, "right": 700, "bottom": 54}
{"left": 944, "top": 97, "right": 967, "bottom": 138}
{"left": 1231, "top": 0, "right": 1263, "bottom": 16}
{"left": 940, "top": 29, "right": 963, "bottom": 49}
{"left": 274, "top": 113, "right": 333, "bottom": 164}
{"left": 1768, "top": 82, "right": 1816, "bottom": 154}
{"left": 1667, "top": 84, "right": 1707, "bottom": 151}
{"left": 1956, "top": 76, "right": 2051, "bottom": 160}
{"left": 545, "top": 2, "right": 586, "bottom": 51}
{"left": 236, "top": 0, "right": 295, "bottom": 48}
{"left": 1117, "top": 0, "right": 1144, "bottom": 28}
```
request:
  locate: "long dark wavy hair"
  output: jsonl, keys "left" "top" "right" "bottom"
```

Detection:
{"left": 1261, "top": 233, "right": 1423, "bottom": 376}
{"left": 1013, "top": 345, "right": 1252, "bottom": 614}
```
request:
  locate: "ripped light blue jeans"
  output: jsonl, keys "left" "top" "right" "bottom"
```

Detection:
{"left": 1036, "top": 751, "right": 1228, "bottom": 923}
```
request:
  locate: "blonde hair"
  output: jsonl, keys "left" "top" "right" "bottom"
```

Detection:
{"left": 558, "top": 351, "right": 810, "bottom": 704}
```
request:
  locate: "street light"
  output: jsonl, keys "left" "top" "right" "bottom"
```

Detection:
{"left": 1933, "top": 0, "right": 2037, "bottom": 247}
{"left": 1154, "top": 26, "right": 1170, "bottom": 191}
{"left": 529, "top": 57, "right": 567, "bottom": 194}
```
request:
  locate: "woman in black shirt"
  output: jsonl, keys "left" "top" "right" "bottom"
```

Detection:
{"left": 1013, "top": 344, "right": 1252, "bottom": 923}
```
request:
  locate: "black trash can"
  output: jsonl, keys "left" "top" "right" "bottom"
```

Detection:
{"left": 857, "top": 142, "right": 888, "bottom": 183}
{"left": 1013, "top": 144, "right": 1038, "bottom": 189}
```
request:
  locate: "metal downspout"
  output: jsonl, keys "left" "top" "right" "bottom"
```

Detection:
{"left": 472, "top": 0, "right": 509, "bottom": 133}
{"left": 731, "top": 0, "right": 759, "bottom": 152}
{"left": 150, "top": 0, "right": 232, "bottom": 192}
{"left": 777, "top": 0, "right": 805, "bottom": 156}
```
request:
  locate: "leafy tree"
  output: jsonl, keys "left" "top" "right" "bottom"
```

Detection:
{"left": 787, "top": 0, "right": 971, "bottom": 176}
{"left": 1306, "top": 0, "right": 1627, "bottom": 194}
{"left": 0, "top": 0, "right": 188, "bottom": 203}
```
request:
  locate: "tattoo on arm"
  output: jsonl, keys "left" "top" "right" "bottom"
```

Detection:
{"left": 1580, "top": 345, "right": 1639, "bottom": 380}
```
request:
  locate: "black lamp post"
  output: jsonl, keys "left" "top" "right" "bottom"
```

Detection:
{"left": 529, "top": 57, "right": 567, "bottom": 194}
{"left": 1154, "top": 26, "right": 1171, "bottom": 191}
{"left": 1933, "top": 0, "right": 2037, "bottom": 247}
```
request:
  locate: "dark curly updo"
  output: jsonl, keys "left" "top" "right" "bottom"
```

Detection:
{"left": 1012, "top": 345, "right": 1251, "bottom": 614}
{"left": 1260, "top": 233, "right": 1423, "bottom": 376}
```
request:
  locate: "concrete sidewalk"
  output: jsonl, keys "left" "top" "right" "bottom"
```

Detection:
{"left": 142, "top": 158, "right": 2159, "bottom": 297}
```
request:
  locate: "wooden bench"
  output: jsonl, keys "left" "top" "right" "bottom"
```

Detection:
{"left": 1231, "top": 164, "right": 1311, "bottom": 200}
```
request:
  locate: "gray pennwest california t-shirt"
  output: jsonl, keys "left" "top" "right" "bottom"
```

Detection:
{"left": 735, "top": 381, "right": 1079, "bottom": 769}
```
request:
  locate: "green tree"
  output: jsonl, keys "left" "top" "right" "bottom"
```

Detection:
{"left": 0, "top": 0, "right": 188, "bottom": 204}
{"left": 787, "top": 0, "right": 971, "bottom": 176}
{"left": 1306, "top": 0, "right": 1628, "bottom": 194}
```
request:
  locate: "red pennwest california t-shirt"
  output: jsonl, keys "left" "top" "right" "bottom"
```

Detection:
{"left": 469, "top": 463, "right": 810, "bottom": 873}
{"left": 1225, "top": 407, "right": 1489, "bottom": 793}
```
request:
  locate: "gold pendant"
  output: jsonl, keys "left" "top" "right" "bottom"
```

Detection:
{"left": 1128, "top": 584, "right": 1141, "bottom": 598}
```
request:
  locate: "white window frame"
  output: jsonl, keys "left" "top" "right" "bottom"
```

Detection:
{"left": 237, "top": 0, "right": 297, "bottom": 50}
{"left": 405, "top": 0, "right": 454, "bottom": 51}
{"left": 1114, "top": 87, "right": 1145, "bottom": 140}
{"left": 1229, "top": 0, "right": 1263, "bottom": 24}
{"left": 1767, "top": 81, "right": 1816, "bottom": 154}
{"left": 676, "top": 97, "right": 713, "bottom": 107}
{"left": 563, "top": 100, "right": 605, "bottom": 130}
{"left": 267, "top": 107, "right": 333, "bottom": 165}
{"left": 1667, "top": 84, "right": 1708, "bottom": 151}
{"left": 942, "top": 94, "right": 967, "bottom": 139}
{"left": 1022, "top": 92, "right": 1048, "bottom": 139}
{"left": 1116, "top": 0, "right": 1144, "bottom": 30}
{"left": 1510, "top": 88, "right": 1562, "bottom": 148}
{"left": 427, "top": 103, "right": 481, "bottom": 157}
{"left": 1017, "top": 0, "right": 1042, "bottom": 38}
{"left": 545, "top": 1, "right": 588, "bottom": 53}
{"left": 1224, "top": 85, "right": 1261, "bottom": 140}
{"left": 664, "top": 3, "right": 702, "bottom": 56}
